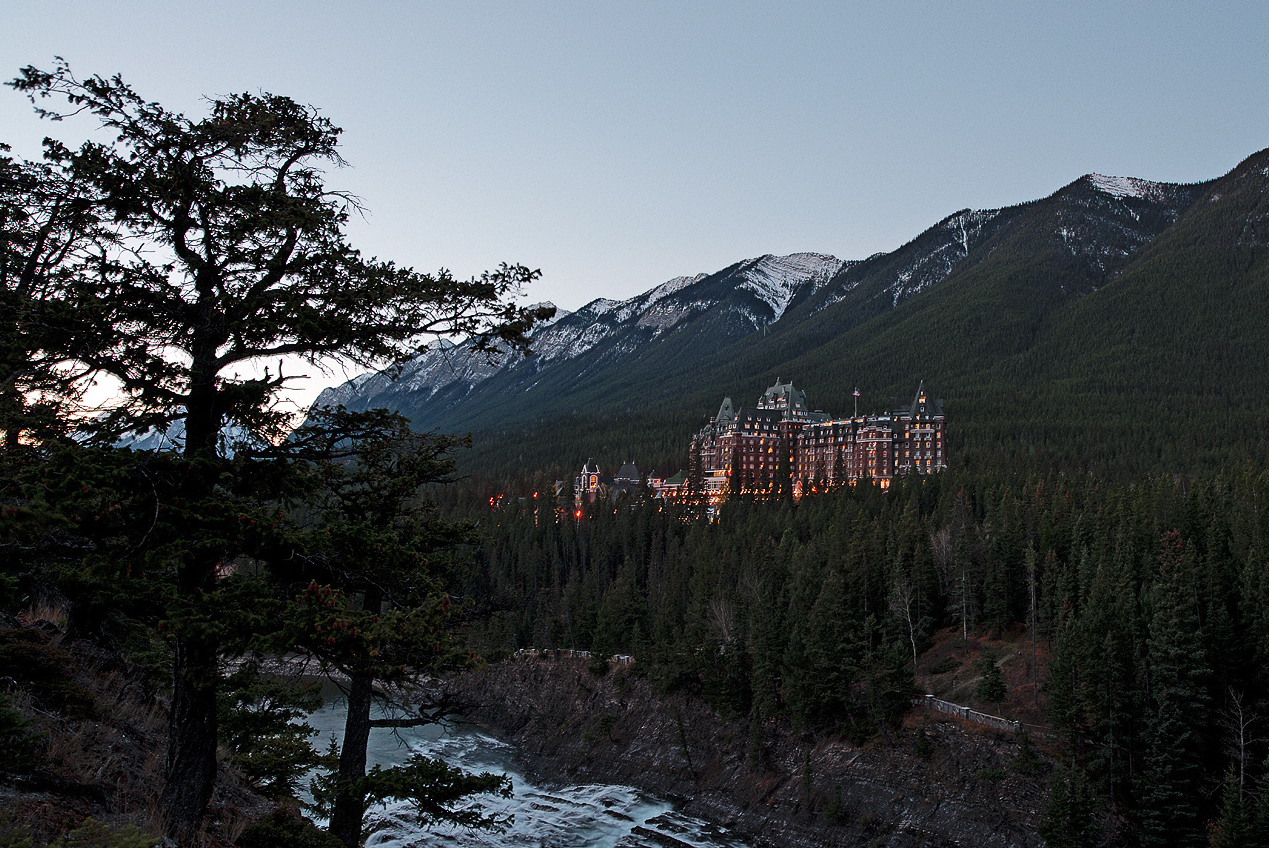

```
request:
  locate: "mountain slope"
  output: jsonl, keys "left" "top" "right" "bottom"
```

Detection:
{"left": 766, "top": 152, "right": 1259, "bottom": 475}
{"left": 314, "top": 253, "right": 846, "bottom": 428}
{"left": 1008, "top": 147, "right": 1269, "bottom": 471}
{"left": 754, "top": 169, "right": 1211, "bottom": 414}
{"left": 317, "top": 150, "right": 1266, "bottom": 478}
{"left": 535, "top": 163, "right": 1208, "bottom": 427}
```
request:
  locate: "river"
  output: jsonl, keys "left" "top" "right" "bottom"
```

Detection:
{"left": 305, "top": 696, "right": 753, "bottom": 848}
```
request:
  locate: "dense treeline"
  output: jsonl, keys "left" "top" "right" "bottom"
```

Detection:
{"left": 441, "top": 462, "right": 1269, "bottom": 845}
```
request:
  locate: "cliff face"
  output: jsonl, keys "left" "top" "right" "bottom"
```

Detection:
{"left": 445, "top": 657, "right": 1049, "bottom": 848}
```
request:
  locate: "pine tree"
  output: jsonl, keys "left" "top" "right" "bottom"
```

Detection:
{"left": 1137, "top": 530, "right": 1212, "bottom": 847}
{"left": 1208, "top": 767, "right": 1254, "bottom": 848}
{"left": 278, "top": 409, "right": 511, "bottom": 847}
{"left": 5, "top": 61, "right": 549, "bottom": 839}
{"left": 680, "top": 440, "right": 708, "bottom": 522}
{"left": 975, "top": 651, "right": 1007, "bottom": 708}
{"left": 1038, "top": 764, "right": 1099, "bottom": 848}
{"left": 747, "top": 543, "right": 786, "bottom": 716}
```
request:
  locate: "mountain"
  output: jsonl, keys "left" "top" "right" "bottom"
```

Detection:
{"left": 112, "top": 416, "right": 265, "bottom": 455}
{"left": 761, "top": 169, "right": 1211, "bottom": 412}
{"left": 313, "top": 252, "right": 846, "bottom": 427}
{"left": 316, "top": 149, "right": 1269, "bottom": 478}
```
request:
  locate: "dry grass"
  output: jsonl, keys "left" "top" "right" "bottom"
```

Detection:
{"left": 18, "top": 598, "right": 68, "bottom": 631}
{"left": 1, "top": 620, "right": 272, "bottom": 846}
{"left": 915, "top": 624, "right": 1052, "bottom": 730}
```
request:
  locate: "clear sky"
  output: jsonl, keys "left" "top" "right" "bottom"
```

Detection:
{"left": 4, "top": 1, "right": 1268, "bottom": 403}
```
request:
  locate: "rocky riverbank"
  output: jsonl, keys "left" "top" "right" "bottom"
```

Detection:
{"left": 444, "top": 656, "right": 1050, "bottom": 848}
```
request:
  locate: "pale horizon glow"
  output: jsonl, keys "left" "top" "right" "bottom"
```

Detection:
{"left": 5, "top": 2, "right": 1267, "bottom": 409}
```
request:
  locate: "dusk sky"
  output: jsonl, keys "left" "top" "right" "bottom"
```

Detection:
{"left": 5, "top": 2, "right": 1268, "bottom": 402}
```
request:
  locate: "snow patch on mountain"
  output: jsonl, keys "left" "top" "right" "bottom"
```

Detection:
{"left": 735, "top": 253, "right": 844, "bottom": 323}
{"left": 1086, "top": 174, "right": 1169, "bottom": 201}
{"left": 887, "top": 209, "right": 1001, "bottom": 306}
{"left": 636, "top": 300, "right": 693, "bottom": 331}
{"left": 526, "top": 302, "right": 567, "bottom": 328}
{"left": 646, "top": 274, "right": 706, "bottom": 307}
{"left": 528, "top": 323, "right": 595, "bottom": 364}
{"left": 311, "top": 336, "right": 506, "bottom": 410}
{"left": 114, "top": 416, "right": 264, "bottom": 456}
{"left": 1056, "top": 179, "right": 1198, "bottom": 272}
{"left": 579, "top": 298, "right": 621, "bottom": 318}
{"left": 565, "top": 323, "right": 619, "bottom": 360}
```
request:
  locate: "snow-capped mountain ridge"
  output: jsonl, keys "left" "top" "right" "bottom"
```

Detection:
{"left": 1085, "top": 173, "right": 1170, "bottom": 201}
{"left": 733, "top": 252, "right": 844, "bottom": 324}
{"left": 313, "top": 159, "right": 1219, "bottom": 434}
{"left": 645, "top": 274, "right": 706, "bottom": 307}
{"left": 313, "top": 252, "right": 847, "bottom": 418}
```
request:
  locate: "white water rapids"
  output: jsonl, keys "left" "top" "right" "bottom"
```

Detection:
{"left": 304, "top": 698, "right": 752, "bottom": 848}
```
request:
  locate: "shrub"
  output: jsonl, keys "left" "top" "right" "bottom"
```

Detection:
{"left": 1012, "top": 729, "right": 1043, "bottom": 775}
{"left": 0, "top": 693, "right": 42, "bottom": 773}
{"left": 48, "top": 819, "right": 158, "bottom": 848}
{"left": 913, "top": 722, "right": 933, "bottom": 760}
{"left": 824, "top": 785, "right": 849, "bottom": 824}
{"left": 0, "top": 813, "right": 33, "bottom": 848}
{"left": 0, "top": 630, "right": 94, "bottom": 716}
{"left": 235, "top": 809, "right": 342, "bottom": 848}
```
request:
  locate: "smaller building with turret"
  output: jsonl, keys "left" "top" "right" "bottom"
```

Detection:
{"left": 574, "top": 459, "right": 642, "bottom": 506}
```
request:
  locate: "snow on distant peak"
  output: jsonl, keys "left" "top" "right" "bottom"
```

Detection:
{"left": 645, "top": 273, "right": 706, "bottom": 307}
{"left": 579, "top": 298, "right": 621, "bottom": 317}
{"left": 737, "top": 253, "right": 844, "bottom": 324}
{"left": 1086, "top": 174, "right": 1166, "bottom": 201}
{"left": 527, "top": 302, "right": 567, "bottom": 330}
{"left": 526, "top": 301, "right": 563, "bottom": 321}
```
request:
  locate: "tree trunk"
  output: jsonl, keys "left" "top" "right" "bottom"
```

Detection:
{"left": 159, "top": 375, "right": 223, "bottom": 840}
{"left": 183, "top": 358, "right": 221, "bottom": 456}
{"left": 160, "top": 631, "right": 219, "bottom": 840}
{"left": 330, "top": 671, "right": 374, "bottom": 848}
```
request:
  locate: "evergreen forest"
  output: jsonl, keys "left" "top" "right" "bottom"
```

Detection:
{"left": 442, "top": 462, "right": 1269, "bottom": 846}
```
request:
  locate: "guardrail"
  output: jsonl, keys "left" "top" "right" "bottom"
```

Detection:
{"left": 512, "top": 648, "right": 635, "bottom": 666}
{"left": 912, "top": 694, "right": 1025, "bottom": 734}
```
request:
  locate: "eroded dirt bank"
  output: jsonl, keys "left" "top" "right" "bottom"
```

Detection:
{"left": 444, "top": 657, "right": 1049, "bottom": 848}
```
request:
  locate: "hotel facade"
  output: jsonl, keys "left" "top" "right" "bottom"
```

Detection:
{"left": 692, "top": 380, "right": 945, "bottom": 495}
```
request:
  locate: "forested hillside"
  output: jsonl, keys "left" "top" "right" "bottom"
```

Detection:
{"left": 438, "top": 150, "right": 1269, "bottom": 846}
{"left": 444, "top": 462, "right": 1269, "bottom": 844}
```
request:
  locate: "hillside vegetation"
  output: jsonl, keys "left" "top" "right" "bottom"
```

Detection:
{"left": 443, "top": 462, "right": 1269, "bottom": 845}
